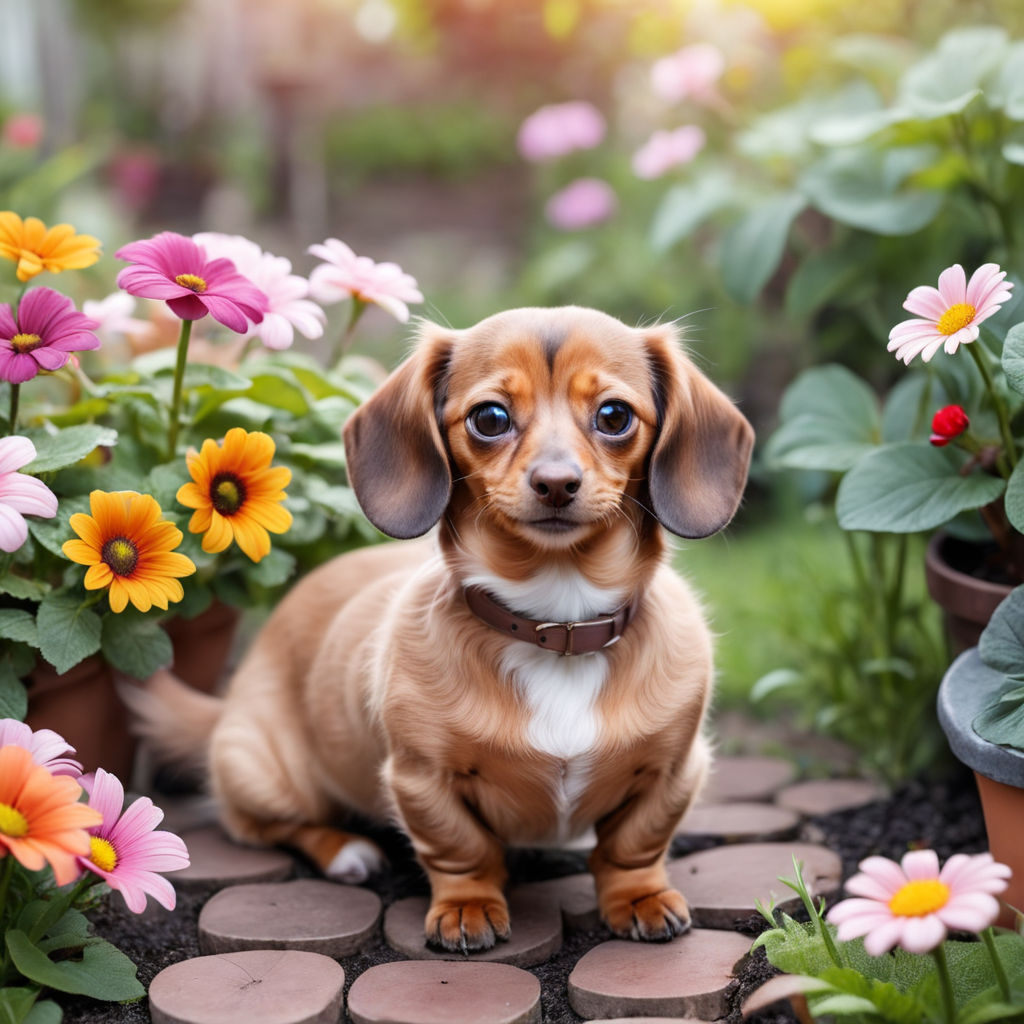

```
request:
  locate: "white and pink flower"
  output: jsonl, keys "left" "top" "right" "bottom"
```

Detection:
{"left": 650, "top": 43, "right": 725, "bottom": 105}
{"left": 0, "top": 719, "right": 81, "bottom": 777}
{"left": 632, "top": 125, "right": 707, "bottom": 179}
{"left": 544, "top": 178, "right": 617, "bottom": 231}
{"left": 517, "top": 101, "right": 606, "bottom": 163}
{"left": 0, "top": 436, "right": 57, "bottom": 553}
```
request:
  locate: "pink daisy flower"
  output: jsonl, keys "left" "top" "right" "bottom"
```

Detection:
{"left": 650, "top": 43, "right": 726, "bottom": 105}
{"left": 0, "top": 718, "right": 81, "bottom": 777}
{"left": 0, "top": 287, "right": 100, "bottom": 384}
{"left": 82, "top": 291, "right": 154, "bottom": 342}
{"left": 632, "top": 125, "right": 707, "bottom": 179}
{"left": 77, "top": 768, "right": 189, "bottom": 913}
{"left": 888, "top": 263, "right": 1013, "bottom": 364}
{"left": 516, "top": 101, "right": 607, "bottom": 162}
{"left": 194, "top": 232, "right": 325, "bottom": 350}
{"left": 307, "top": 238, "right": 423, "bottom": 324}
{"left": 115, "top": 232, "right": 268, "bottom": 334}
{"left": 0, "top": 435, "right": 58, "bottom": 552}
{"left": 826, "top": 850, "right": 1011, "bottom": 956}
{"left": 545, "top": 178, "right": 618, "bottom": 231}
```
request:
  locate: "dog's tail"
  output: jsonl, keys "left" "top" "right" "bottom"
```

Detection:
{"left": 119, "top": 668, "right": 223, "bottom": 773}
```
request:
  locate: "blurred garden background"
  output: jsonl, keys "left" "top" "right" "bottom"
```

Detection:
{"left": 6, "top": 0, "right": 1024, "bottom": 786}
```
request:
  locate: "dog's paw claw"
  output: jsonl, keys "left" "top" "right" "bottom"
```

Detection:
{"left": 425, "top": 898, "right": 511, "bottom": 953}
{"left": 604, "top": 887, "right": 691, "bottom": 942}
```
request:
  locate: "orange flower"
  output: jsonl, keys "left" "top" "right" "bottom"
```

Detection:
{"left": 62, "top": 490, "right": 196, "bottom": 613}
{"left": 0, "top": 212, "right": 101, "bottom": 282}
{"left": 0, "top": 745, "right": 101, "bottom": 885}
{"left": 176, "top": 428, "right": 292, "bottom": 562}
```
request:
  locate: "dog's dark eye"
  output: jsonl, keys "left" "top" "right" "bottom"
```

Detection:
{"left": 595, "top": 401, "right": 633, "bottom": 436}
{"left": 467, "top": 402, "right": 512, "bottom": 438}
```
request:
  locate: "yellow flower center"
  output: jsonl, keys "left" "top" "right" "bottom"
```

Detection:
{"left": 89, "top": 836, "right": 118, "bottom": 872}
{"left": 175, "top": 273, "right": 208, "bottom": 293}
{"left": 101, "top": 536, "right": 139, "bottom": 577}
{"left": 936, "top": 303, "right": 976, "bottom": 336}
{"left": 888, "top": 879, "right": 951, "bottom": 917}
{"left": 11, "top": 332, "right": 42, "bottom": 353}
{"left": 211, "top": 473, "right": 246, "bottom": 516}
{"left": 0, "top": 801, "right": 29, "bottom": 838}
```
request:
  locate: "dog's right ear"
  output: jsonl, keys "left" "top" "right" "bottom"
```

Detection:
{"left": 342, "top": 323, "right": 455, "bottom": 539}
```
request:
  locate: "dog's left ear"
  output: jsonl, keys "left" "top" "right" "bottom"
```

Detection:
{"left": 342, "top": 323, "right": 455, "bottom": 539}
{"left": 643, "top": 325, "right": 754, "bottom": 539}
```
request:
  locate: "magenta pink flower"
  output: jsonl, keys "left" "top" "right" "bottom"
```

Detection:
{"left": 0, "top": 287, "right": 99, "bottom": 384}
{"left": 888, "top": 263, "right": 1013, "bottom": 364}
{"left": 545, "top": 178, "right": 618, "bottom": 231}
{"left": 650, "top": 43, "right": 725, "bottom": 105}
{"left": 827, "top": 850, "right": 1010, "bottom": 956}
{"left": 517, "top": 101, "right": 606, "bottom": 162}
{"left": 3, "top": 113, "right": 42, "bottom": 150}
{"left": 115, "top": 232, "right": 268, "bottom": 334}
{"left": 77, "top": 768, "right": 189, "bottom": 913}
{"left": 0, "top": 718, "right": 81, "bottom": 777}
{"left": 0, "top": 436, "right": 58, "bottom": 552}
{"left": 632, "top": 125, "right": 707, "bottom": 179}
{"left": 307, "top": 238, "right": 423, "bottom": 324}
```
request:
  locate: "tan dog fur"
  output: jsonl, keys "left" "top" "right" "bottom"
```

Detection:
{"left": 139, "top": 306, "right": 754, "bottom": 952}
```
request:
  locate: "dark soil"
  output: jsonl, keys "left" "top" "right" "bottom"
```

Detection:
{"left": 59, "top": 767, "right": 987, "bottom": 1024}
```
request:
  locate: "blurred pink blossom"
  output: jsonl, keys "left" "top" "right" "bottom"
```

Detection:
{"left": 0, "top": 436, "right": 58, "bottom": 553}
{"left": 517, "top": 101, "right": 606, "bottom": 162}
{"left": 0, "top": 719, "right": 81, "bottom": 777}
{"left": 650, "top": 43, "right": 725, "bottom": 105}
{"left": 632, "top": 125, "right": 707, "bottom": 179}
{"left": 545, "top": 178, "right": 617, "bottom": 231}
{"left": 83, "top": 292, "right": 154, "bottom": 341}
{"left": 2, "top": 113, "right": 42, "bottom": 149}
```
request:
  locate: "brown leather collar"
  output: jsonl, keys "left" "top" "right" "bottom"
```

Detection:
{"left": 462, "top": 584, "right": 641, "bottom": 656}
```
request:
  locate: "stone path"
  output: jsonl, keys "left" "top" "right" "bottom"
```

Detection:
{"left": 147, "top": 758, "right": 883, "bottom": 1023}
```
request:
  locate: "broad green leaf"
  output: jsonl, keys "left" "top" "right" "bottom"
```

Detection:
{"left": 973, "top": 683, "right": 1024, "bottom": 749}
{"left": 0, "top": 609, "right": 38, "bottom": 647}
{"left": 289, "top": 365, "right": 363, "bottom": 403}
{"left": 6, "top": 930, "right": 144, "bottom": 1001}
{"left": 989, "top": 40, "right": 1024, "bottom": 120}
{"left": 0, "top": 574, "right": 51, "bottom": 601}
{"left": 719, "top": 192, "right": 806, "bottom": 304}
{"left": 24, "top": 1001, "right": 60, "bottom": 1024}
{"left": 1005, "top": 458, "right": 1024, "bottom": 534}
{"left": 24, "top": 425, "right": 118, "bottom": 474}
{"left": 0, "top": 663, "right": 28, "bottom": 720}
{"left": 0, "top": 987, "right": 40, "bottom": 1024}
{"left": 287, "top": 441, "right": 347, "bottom": 469}
{"left": 809, "top": 994, "right": 878, "bottom": 1015}
{"left": 836, "top": 443, "right": 1006, "bottom": 533}
{"left": 979, "top": 586, "right": 1024, "bottom": 676}
{"left": 245, "top": 371, "right": 310, "bottom": 416}
{"left": 784, "top": 244, "right": 865, "bottom": 318}
{"left": 181, "top": 362, "right": 252, "bottom": 391}
{"left": 1001, "top": 322, "right": 1024, "bottom": 396}
{"left": 101, "top": 613, "right": 173, "bottom": 680}
{"left": 247, "top": 548, "right": 296, "bottom": 588}
{"left": 750, "top": 668, "right": 803, "bottom": 702}
{"left": 35, "top": 593, "right": 103, "bottom": 675}
{"left": 27, "top": 495, "right": 90, "bottom": 559}
{"left": 649, "top": 168, "right": 734, "bottom": 253}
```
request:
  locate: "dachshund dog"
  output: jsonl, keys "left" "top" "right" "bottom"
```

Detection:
{"left": 138, "top": 306, "right": 753, "bottom": 952}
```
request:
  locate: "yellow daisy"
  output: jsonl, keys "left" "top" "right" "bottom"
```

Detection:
{"left": 0, "top": 211, "right": 102, "bottom": 282}
{"left": 176, "top": 428, "right": 292, "bottom": 563}
{"left": 62, "top": 491, "right": 196, "bottom": 613}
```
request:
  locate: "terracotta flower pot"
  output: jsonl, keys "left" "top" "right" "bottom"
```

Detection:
{"left": 937, "top": 649, "right": 1024, "bottom": 927}
{"left": 925, "top": 532, "right": 1013, "bottom": 653}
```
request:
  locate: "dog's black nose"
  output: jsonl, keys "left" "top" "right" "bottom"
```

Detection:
{"left": 530, "top": 462, "right": 581, "bottom": 508}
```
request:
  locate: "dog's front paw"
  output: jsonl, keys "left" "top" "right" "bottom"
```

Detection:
{"left": 602, "top": 886, "right": 691, "bottom": 942}
{"left": 425, "top": 896, "right": 511, "bottom": 953}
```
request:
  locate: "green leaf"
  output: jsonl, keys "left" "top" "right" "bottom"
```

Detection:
{"left": 246, "top": 547, "right": 296, "bottom": 588}
{"left": 979, "top": 586, "right": 1024, "bottom": 675}
{"left": 181, "top": 362, "right": 252, "bottom": 392}
{"left": 6, "top": 930, "right": 144, "bottom": 1001}
{"left": 719, "top": 192, "right": 806, "bottom": 304}
{"left": 287, "top": 441, "right": 347, "bottom": 469}
{"left": 0, "top": 609, "right": 38, "bottom": 647}
{"left": 809, "top": 993, "right": 878, "bottom": 1015}
{"left": 784, "top": 244, "right": 865, "bottom": 318}
{"left": 0, "top": 663, "right": 29, "bottom": 719}
{"left": 989, "top": 40, "right": 1024, "bottom": 120}
{"left": 836, "top": 443, "right": 1006, "bottom": 533}
{"left": 35, "top": 593, "right": 102, "bottom": 675}
{"left": 0, "top": 987, "right": 41, "bottom": 1024}
{"left": 27, "top": 495, "right": 90, "bottom": 559}
{"left": 649, "top": 168, "right": 734, "bottom": 253}
{"left": 973, "top": 683, "right": 1024, "bottom": 749}
{"left": 245, "top": 371, "right": 310, "bottom": 416}
{"left": 24, "top": 1001, "right": 61, "bottom": 1024}
{"left": 24, "top": 425, "right": 118, "bottom": 474}
{"left": 1002, "top": 322, "right": 1024, "bottom": 396}
{"left": 0, "top": 574, "right": 51, "bottom": 601}
{"left": 750, "top": 668, "right": 803, "bottom": 702}
{"left": 1005, "top": 458, "right": 1024, "bottom": 534}
{"left": 100, "top": 613, "right": 173, "bottom": 680}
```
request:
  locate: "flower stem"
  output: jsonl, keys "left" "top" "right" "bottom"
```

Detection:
{"left": 981, "top": 927, "right": 1011, "bottom": 1002}
{"left": 7, "top": 382, "right": 18, "bottom": 435}
{"left": 968, "top": 341, "right": 1017, "bottom": 472}
{"left": 931, "top": 944, "right": 956, "bottom": 1024}
{"left": 167, "top": 318, "right": 193, "bottom": 462}
{"left": 330, "top": 297, "right": 367, "bottom": 368}
{"left": 0, "top": 854, "right": 14, "bottom": 919}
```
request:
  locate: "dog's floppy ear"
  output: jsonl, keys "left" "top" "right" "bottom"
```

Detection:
{"left": 343, "top": 323, "right": 454, "bottom": 539}
{"left": 643, "top": 325, "right": 754, "bottom": 538}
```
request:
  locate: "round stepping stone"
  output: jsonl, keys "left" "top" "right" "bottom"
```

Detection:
{"left": 384, "top": 887, "right": 562, "bottom": 967}
{"left": 348, "top": 960, "right": 541, "bottom": 1024}
{"left": 775, "top": 778, "right": 886, "bottom": 816}
{"left": 173, "top": 826, "right": 294, "bottom": 890}
{"left": 668, "top": 841, "right": 842, "bottom": 928}
{"left": 198, "top": 878, "right": 381, "bottom": 958}
{"left": 677, "top": 801, "right": 800, "bottom": 842}
{"left": 149, "top": 949, "right": 344, "bottom": 1024}
{"left": 567, "top": 930, "right": 752, "bottom": 1020}
{"left": 516, "top": 873, "right": 599, "bottom": 931}
{"left": 700, "top": 755, "right": 797, "bottom": 803}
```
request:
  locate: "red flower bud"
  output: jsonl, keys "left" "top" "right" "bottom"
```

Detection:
{"left": 929, "top": 405, "right": 969, "bottom": 446}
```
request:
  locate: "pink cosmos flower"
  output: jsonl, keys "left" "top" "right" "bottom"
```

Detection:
{"left": 0, "top": 718, "right": 81, "bottom": 777}
{"left": 0, "top": 436, "right": 57, "bottom": 552}
{"left": 826, "top": 850, "right": 1011, "bottom": 956}
{"left": 651, "top": 43, "right": 726, "bottom": 105}
{"left": 307, "top": 239, "right": 423, "bottom": 324}
{"left": 115, "top": 232, "right": 268, "bottom": 334}
{"left": 517, "top": 101, "right": 607, "bottom": 162}
{"left": 83, "top": 291, "right": 154, "bottom": 341}
{"left": 888, "top": 263, "right": 1013, "bottom": 364}
{"left": 632, "top": 125, "right": 707, "bottom": 179}
{"left": 194, "top": 232, "right": 325, "bottom": 350}
{"left": 545, "top": 178, "right": 618, "bottom": 231}
{"left": 0, "top": 287, "right": 100, "bottom": 384}
{"left": 77, "top": 768, "right": 190, "bottom": 913}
